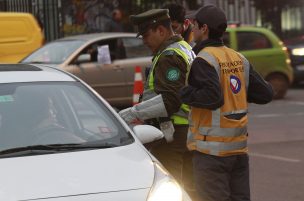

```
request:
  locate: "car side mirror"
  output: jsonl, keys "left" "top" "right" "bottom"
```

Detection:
{"left": 76, "top": 53, "right": 91, "bottom": 64}
{"left": 132, "top": 125, "right": 163, "bottom": 144}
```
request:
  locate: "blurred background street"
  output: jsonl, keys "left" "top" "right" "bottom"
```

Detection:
{"left": 248, "top": 87, "right": 304, "bottom": 201}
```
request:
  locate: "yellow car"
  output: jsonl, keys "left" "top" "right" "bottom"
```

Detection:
{"left": 0, "top": 12, "right": 44, "bottom": 63}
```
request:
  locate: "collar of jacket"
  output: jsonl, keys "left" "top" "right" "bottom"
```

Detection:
{"left": 152, "top": 35, "right": 183, "bottom": 60}
{"left": 192, "top": 38, "right": 224, "bottom": 54}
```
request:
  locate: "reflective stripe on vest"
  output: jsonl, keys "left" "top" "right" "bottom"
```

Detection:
{"left": 238, "top": 53, "right": 250, "bottom": 91}
{"left": 142, "top": 40, "right": 195, "bottom": 125}
{"left": 187, "top": 46, "right": 250, "bottom": 156}
{"left": 196, "top": 140, "right": 247, "bottom": 156}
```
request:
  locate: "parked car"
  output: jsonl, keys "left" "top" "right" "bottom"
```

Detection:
{"left": 284, "top": 36, "right": 304, "bottom": 85}
{"left": 21, "top": 26, "right": 292, "bottom": 111}
{"left": 0, "top": 12, "right": 44, "bottom": 63}
{"left": 0, "top": 64, "right": 191, "bottom": 201}
{"left": 224, "top": 26, "right": 294, "bottom": 99}
{"left": 21, "top": 33, "right": 152, "bottom": 108}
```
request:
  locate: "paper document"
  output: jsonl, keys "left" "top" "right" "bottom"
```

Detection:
{"left": 97, "top": 45, "right": 111, "bottom": 64}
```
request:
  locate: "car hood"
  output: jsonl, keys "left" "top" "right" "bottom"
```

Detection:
{"left": 0, "top": 143, "right": 154, "bottom": 201}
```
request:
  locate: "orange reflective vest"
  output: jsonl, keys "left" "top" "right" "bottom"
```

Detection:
{"left": 187, "top": 46, "right": 250, "bottom": 156}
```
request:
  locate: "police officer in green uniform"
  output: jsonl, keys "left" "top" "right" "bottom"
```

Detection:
{"left": 119, "top": 9, "right": 196, "bottom": 198}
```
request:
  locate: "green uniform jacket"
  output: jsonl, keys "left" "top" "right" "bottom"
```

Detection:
{"left": 150, "top": 35, "right": 188, "bottom": 117}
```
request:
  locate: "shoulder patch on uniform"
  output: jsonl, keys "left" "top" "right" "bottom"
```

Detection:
{"left": 162, "top": 50, "right": 175, "bottom": 56}
{"left": 166, "top": 67, "right": 180, "bottom": 81}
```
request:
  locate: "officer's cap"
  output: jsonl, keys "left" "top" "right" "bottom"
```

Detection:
{"left": 187, "top": 5, "right": 227, "bottom": 33}
{"left": 130, "top": 9, "right": 170, "bottom": 37}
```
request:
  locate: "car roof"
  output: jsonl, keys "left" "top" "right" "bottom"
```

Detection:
{"left": 226, "top": 26, "right": 270, "bottom": 32}
{"left": 0, "top": 64, "right": 76, "bottom": 84}
{"left": 57, "top": 32, "right": 138, "bottom": 42}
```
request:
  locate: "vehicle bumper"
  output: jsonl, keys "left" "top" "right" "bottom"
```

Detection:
{"left": 293, "top": 64, "right": 304, "bottom": 83}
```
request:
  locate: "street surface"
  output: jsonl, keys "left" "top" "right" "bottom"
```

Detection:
{"left": 248, "top": 88, "right": 304, "bottom": 201}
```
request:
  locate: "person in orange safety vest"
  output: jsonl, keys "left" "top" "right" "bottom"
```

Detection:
{"left": 180, "top": 5, "right": 274, "bottom": 201}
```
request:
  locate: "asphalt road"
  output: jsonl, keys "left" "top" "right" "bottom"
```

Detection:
{"left": 248, "top": 88, "right": 304, "bottom": 201}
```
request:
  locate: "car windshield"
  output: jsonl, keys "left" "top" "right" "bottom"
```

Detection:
{"left": 21, "top": 40, "right": 85, "bottom": 64}
{"left": 0, "top": 82, "right": 133, "bottom": 154}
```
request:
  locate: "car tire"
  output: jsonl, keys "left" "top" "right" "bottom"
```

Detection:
{"left": 266, "top": 73, "right": 289, "bottom": 99}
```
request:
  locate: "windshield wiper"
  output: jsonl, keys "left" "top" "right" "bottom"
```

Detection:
{"left": 0, "top": 143, "right": 118, "bottom": 158}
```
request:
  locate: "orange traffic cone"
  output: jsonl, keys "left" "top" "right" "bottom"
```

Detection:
{"left": 133, "top": 66, "right": 144, "bottom": 105}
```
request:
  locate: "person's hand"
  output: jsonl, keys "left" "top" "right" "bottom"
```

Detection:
{"left": 118, "top": 107, "right": 138, "bottom": 124}
{"left": 160, "top": 121, "right": 175, "bottom": 142}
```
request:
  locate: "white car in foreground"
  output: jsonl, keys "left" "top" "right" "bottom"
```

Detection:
{"left": 0, "top": 64, "right": 191, "bottom": 201}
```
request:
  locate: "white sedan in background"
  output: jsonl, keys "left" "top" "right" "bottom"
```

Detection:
{"left": 0, "top": 64, "right": 191, "bottom": 201}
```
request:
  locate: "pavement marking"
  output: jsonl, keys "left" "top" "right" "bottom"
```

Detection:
{"left": 251, "top": 112, "right": 304, "bottom": 118}
{"left": 286, "top": 101, "right": 304, "bottom": 106}
{"left": 250, "top": 153, "right": 301, "bottom": 163}
{"left": 252, "top": 114, "right": 282, "bottom": 118}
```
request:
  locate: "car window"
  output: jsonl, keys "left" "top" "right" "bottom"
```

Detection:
{"left": 76, "top": 38, "right": 127, "bottom": 63}
{"left": 64, "top": 86, "right": 119, "bottom": 136}
{"left": 237, "top": 32, "right": 272, "bottom": 51}
{"left": 0, "top": 82, "right": 132, "bottom": 151}
{"left": 21, "top": 40, "right": 85, "bottom": 64}
{"left": 223, "top": 32, "right": 230, "bottom": 47}
{"left": 122, "top": 37, "right": 152, "bottom": 58}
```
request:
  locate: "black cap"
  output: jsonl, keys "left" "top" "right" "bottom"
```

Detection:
{"left": 130, "top": 9, "right": 170, "bottom": 37}
{"left": 187, "top": 5, "right": 227, "bottom": 33}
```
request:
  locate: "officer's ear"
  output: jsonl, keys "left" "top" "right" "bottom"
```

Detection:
{"left": 156, "top": 24, "right": 167, "bottom": 36}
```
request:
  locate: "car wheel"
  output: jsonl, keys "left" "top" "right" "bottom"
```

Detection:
{"left": 266, "top": 73, "right": 289, "bottom": 99}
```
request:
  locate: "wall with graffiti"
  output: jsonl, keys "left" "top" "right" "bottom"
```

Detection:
{"left": 62, "top": 0, "right": 134, "bottom": 36}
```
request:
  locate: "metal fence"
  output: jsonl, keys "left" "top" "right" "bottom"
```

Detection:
{"left": 0, "top": 0, "right": 257, "bottom": 41}
{"left": 0, "top": 0, "right": 195, "bottom": 41}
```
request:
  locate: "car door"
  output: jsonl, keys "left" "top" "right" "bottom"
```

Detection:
{"left": 62, "top": 38, "right": 126, "bottom": 107}
{"left": 112, "top": 37, "right": 152, "bottom": 106}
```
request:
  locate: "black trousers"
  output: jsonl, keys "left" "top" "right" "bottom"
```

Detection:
{"left": 149, "top": 125, "right": 198, "bottom": 200}
{"left": 193, "top": 151, "right": 250, "bottom": 201}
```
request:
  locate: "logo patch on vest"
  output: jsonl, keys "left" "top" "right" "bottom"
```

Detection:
{"left": 166, "top": 67, "right": 180, "bottom": 81}
{"left": 230, "top": 75, "right": 241, "bottom": 94}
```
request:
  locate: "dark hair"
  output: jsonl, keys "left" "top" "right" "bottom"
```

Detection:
{"left": 198, "top": 21, "right": 227, "bottom": 39}
{"left": 163, "top": 3, "right": 185, "bottom": 23}
{"left": 151, "top": 19, "right": 172, "bottom": 32}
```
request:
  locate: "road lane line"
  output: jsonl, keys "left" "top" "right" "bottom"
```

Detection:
{"left": 286, "top": 101, "right": 304, "bottom": 106}
{"left": 250, "top": 153, "right": 301, "bottom": 163}
{"left": 252, "top": 114, "right": 282, "bottom": 118}
{"left": 251, "top": 112, "right": 304, "bottom": 118}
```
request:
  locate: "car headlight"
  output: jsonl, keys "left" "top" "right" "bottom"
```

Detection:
{"left": 291, "top": 47, "right": 304, "bottom": 56}
{"left": 147, "top": 162, "right": 192, "bottom": 201}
